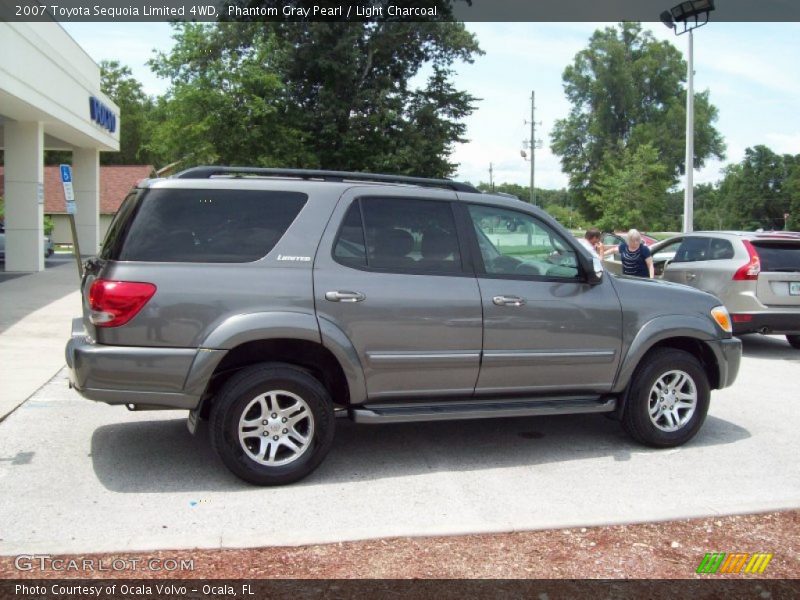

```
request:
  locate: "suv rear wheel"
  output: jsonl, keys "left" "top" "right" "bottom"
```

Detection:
{"left": 787, "top": 335, "right": 800, "bottom": 349}
{"left": 622, "top": 348, "right": 710, "bottom": 448}
{"left": 210, "top": 363, "right": 335, "bottom": 485}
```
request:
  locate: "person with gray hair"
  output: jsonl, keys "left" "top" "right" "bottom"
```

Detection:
{"left": 618, "top": 228, "right": 654, "bottom": 278}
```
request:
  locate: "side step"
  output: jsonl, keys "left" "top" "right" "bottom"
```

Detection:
{"left": 351, "top": 396, "right": 616, "bottom": 424}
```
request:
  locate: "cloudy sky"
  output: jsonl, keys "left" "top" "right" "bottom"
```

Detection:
{"left": 63, "top": 21, "right": 800, "bottom": 190}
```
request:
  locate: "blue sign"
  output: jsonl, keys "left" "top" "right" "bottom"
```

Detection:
{"left": 60, "top": 164, "right": 76, "bottom": 215}
{"left": 89, "top": 96, "right": 116, "bottom": 133}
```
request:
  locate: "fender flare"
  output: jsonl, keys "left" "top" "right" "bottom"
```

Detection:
{"left": 612, "top": 314, "right": 720, "bottom": 395}
{"left": 184, "top": 311, "right": 368, "bottom": 406}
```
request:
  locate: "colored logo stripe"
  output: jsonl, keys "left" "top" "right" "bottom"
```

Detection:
{"left": 697, "top": 552, "right": 773, "bottom": 574}
{"left": 745, "top": 553, "right": 773, "bottom": 574}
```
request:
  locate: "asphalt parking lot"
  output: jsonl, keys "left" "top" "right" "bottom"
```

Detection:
{"left": 0, "top": 334, "right": 798, "bottom": 556}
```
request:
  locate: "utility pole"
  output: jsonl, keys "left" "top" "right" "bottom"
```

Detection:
{"left": 489, "top": 162, "right": 494, "bottom": 191}
{"left": 522, "top": 90, "right": 542, "bottom": 206}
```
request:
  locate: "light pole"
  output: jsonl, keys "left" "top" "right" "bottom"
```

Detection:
{"left": 661, "top": 0, "right": 715, "bottom": 233}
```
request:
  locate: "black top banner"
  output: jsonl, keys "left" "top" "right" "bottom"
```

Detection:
{"left": 3, "top": 0, "right": 800, "bottom": 23}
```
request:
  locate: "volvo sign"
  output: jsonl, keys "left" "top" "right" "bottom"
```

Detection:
{"left": 89, "top": 96, "right": 116, "bottom": 133}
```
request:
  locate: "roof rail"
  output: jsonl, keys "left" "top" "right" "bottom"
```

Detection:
{"left": 173, "top": 166, "right": 480, "bottom": 193}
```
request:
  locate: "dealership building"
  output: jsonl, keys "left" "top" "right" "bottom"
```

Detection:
{"left": 0, "top": 22, "right": 120, "bottom": 272}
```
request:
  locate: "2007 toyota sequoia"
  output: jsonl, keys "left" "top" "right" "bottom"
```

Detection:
{"left": 66, "top": 167, "right": 741, "bottom": 485}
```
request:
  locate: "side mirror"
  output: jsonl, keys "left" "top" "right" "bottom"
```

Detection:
{"left": 587, "top": 257, "right": 604, "bottom": 285}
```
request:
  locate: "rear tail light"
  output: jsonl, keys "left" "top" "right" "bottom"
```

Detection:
{"left": 88, "top": 279, "right": 157, "bottom": 327}
{"left": 732, "top": 240, "right": 761, "bottom": 280}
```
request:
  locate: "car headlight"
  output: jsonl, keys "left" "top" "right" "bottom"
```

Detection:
{"left": 711, "top": 306, "right": 732, "bottom": 334}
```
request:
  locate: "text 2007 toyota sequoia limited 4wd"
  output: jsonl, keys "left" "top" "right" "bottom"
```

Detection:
{"left": 66, "top": 167, "right": 741, "bottom": 485}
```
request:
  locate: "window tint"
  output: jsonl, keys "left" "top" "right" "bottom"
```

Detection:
{"left": 751, "top": 241, "right": 800, "bottom": 272}
{"left": 99, "top": 191, "right": 139, "bottom": 260}
{"left": 467, "top": 205, "right": 579, "bottom": 279}
{"left": 674, "top": 237, "right": 711, "bottom": 263}
{"left": 334, "top": 197, "right": 462, "bottom": 273}
{"left": 333, "top": 203, "right": 367, "bottom": 268}
{"left": 708, "top": 238, "right": 735, "bottom": 260}
{"left": 117, "top": 189, "right": 307, "bottom": 263}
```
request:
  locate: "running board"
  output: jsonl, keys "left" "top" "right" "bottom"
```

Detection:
{"left": 351, "top": 396, "right": 616, "bottom": 424}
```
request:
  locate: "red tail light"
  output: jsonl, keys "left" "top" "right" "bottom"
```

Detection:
{"left": 88, "top": 279, "right": 157, "bottom": 327}
{"left": 732, "top": 240, "right": 761, "bottom": 281}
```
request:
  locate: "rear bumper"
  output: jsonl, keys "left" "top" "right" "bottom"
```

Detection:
{"left": 706, "top": 337, "right": 742, "bottom": 389}
{"left": 65, "top": 318, "right": 224, "bottom": 410}
{"left": 731, "top": 312, "right": 800, "bottom": 335}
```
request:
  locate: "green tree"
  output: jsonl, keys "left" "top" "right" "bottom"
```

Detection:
{"left": 785, "top": 157, "right": 800, "bottom": 230}
{"left": 149, "top": 20, "right": 482, "bottom": 176}
{"left": 100, "top": 61, "right": 158, "bottom": 165}
{"left": 586, "top": 143, "right": 672, "bottom": 231}
{"left": 551, "top": 22, "right": 725, "bottom": 219}
{"left": 717, "top": 146, "right": 795, "bottom": 230}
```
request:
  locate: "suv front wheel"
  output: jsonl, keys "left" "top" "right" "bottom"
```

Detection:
{"left": 210, "top": 363, "right": 335, "bottom": 485}
{"left": 622, "top": 348, "right": 710, "bottom": 448}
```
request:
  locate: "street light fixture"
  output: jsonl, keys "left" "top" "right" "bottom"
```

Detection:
{"left": 662, "top": 0, "right": 715, "bottom": 233}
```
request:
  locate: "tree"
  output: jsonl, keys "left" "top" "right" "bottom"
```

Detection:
{"left": 99, "top": 61, "right": 158, "bottom": 165}
{"left": 551, "top": 22, "right": 725, "bottom": 219}
{"left": 149, "top": 19, "right": 482, "bottom": 177}
{"left": 716, "top": 145, "right": 797, "bottom": 230}
{"left": 586, "top": 143, "right": 672, "bottom": 232}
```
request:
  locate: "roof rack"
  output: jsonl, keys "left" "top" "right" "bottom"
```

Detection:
{"left": 173, "top": 166, "right": 480, "bottom": 193}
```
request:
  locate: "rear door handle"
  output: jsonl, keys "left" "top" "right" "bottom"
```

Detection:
{"left": 493, "top": 295, "right": 526, "bottom": 307}
{"left": 325, "top": 290, "right": 366, "bottom": 303}
{"left": 686, "top": 272, "right": 697, "bottom": 280}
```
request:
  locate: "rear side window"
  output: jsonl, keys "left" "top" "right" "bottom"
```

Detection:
{"left": 332, "top": 197, "right": 463, "bottom": 274}
{"left": 99, "top": 191, "right": 139, "bottom": 260}
{"left": 752, "top": 242, "right": 800, "bottom": 272}
{"left": 117, "top": 189, "right": 307, "bottom": 263}
{"left": 708, "top": 238, "right": 734, "bottom": 260}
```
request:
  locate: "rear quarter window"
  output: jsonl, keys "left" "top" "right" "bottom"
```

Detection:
{"left": 116, "top": 189, "right": 308, "bottom": 263}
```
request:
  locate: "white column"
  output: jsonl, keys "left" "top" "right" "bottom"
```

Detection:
{"left": 72, "top": 147, "right": 100, "bottom": 256}
{"left": 4, "top": 121, "right": 44, "bottom": 272}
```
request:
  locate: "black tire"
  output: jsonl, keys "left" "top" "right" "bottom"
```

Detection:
{"left": 210, "top": 363, "right": 335, "bottom": 486}
{"left": 622, "top": 348, "right": 710, "bottom": 448}
{"left": 787, "top": 335, "right": 800, "bottom": 349}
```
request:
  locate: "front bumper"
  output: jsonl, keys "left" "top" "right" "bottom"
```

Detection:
{"left": 65, "top": 318, "right": 223, "bottom": 410}
{"left": 706, "top": 337, "right": 742, "bottom": 389}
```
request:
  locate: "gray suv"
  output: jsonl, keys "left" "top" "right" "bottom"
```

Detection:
{"left": 66, "top": 167, "right": 741, "bottom": 485}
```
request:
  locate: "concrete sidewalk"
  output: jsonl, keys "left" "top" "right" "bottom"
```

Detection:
{"left": 0, "top": 261, "right": 82, "bottom": 419}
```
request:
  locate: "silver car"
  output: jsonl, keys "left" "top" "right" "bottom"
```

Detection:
{"left": 651, "top": 231, "right": 800, "bottom": 348}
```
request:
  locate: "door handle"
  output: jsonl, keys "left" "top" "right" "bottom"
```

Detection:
{"left": 686, "top": 273, "right": 697, "bottom": 280}
{"left": 493, "top": 295, "right": 526, "bottom": 307}
{"left": 325, "top": 290, "right": 366, "bottom": 303}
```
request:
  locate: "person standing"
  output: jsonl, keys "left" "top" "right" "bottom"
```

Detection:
{"left": 618, "top": 229, "right": 654, "bottom": 278}
{"left": 577, "top": 227, "right": 603, "bottom": 259}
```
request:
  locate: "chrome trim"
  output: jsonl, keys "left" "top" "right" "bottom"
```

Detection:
{"left": 368, "top": 352, "right": 481, "bottom": 362}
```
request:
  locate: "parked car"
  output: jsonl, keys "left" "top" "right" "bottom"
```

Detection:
{"left": 66, "top": 167, "right": 741, "bottom": 485}
{"left": 650, "top": 231, "right": 800, "bottom": 348}
{"left": 0, "top": 224, "right": 54, "bottom": 259}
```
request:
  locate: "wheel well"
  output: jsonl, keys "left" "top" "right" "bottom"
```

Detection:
{"left": 612, "top": 336, "right": 721, "bottom": 421}
{"left": 646, "top": 337, "right": 721, "bottom": 390}
{"left": 200, "top": 339, "right": 350, "bottom": 418}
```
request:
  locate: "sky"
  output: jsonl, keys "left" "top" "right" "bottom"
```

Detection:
{"left": 62, "top": 21, "right": 800, "bottom": 190}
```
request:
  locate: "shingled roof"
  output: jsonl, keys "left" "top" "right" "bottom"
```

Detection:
{"left": 0, "top": 165, "right": 154, "bottom": 214}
